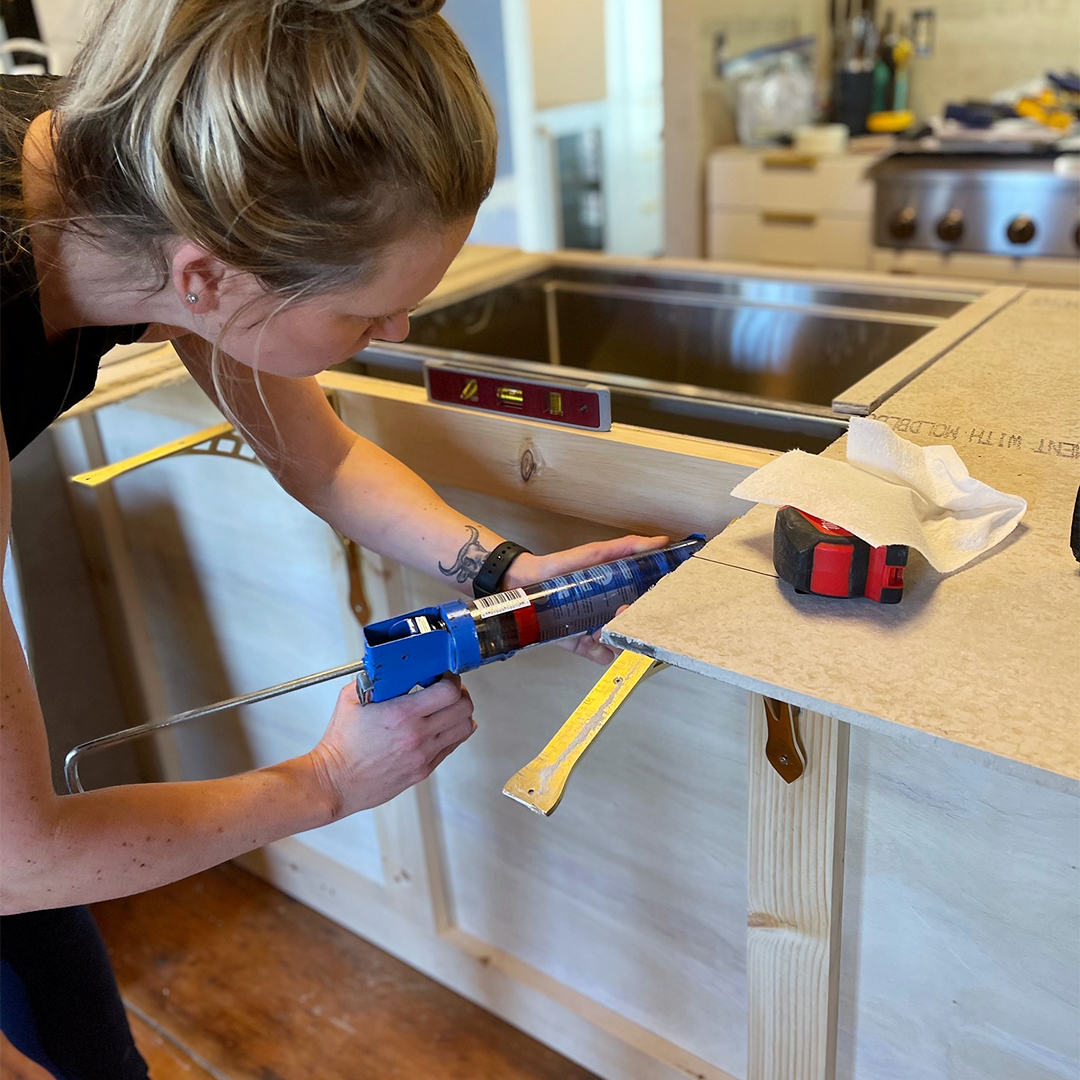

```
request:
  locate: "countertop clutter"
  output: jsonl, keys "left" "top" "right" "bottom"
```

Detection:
{"left": 708, "top": 15, "right": 1080, "bottom": 287}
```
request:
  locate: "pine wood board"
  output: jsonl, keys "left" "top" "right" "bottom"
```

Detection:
{"left": 328, "top": 371, "right": 774, "bottom": 540}
{"left": 607, "top": 287, "right": 1080, "bottom": 786}
{"left": 747, "top": 701, "right": 848, "bottom": 1080}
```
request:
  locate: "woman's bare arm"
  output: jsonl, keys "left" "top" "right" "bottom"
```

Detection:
{"left": 0, "top": 422, "right": 474, "bottom": 915}
{"left": 171, "top": 335, "right": 665, "bottom": 618}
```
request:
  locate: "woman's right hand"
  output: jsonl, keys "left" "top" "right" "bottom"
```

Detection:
{"left": 308, "top": 674, "right": 475, "bottom": 819}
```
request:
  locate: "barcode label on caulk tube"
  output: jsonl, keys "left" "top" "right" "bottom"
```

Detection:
{"left": 471, "top": 589, "right": 531, "bottom": 618}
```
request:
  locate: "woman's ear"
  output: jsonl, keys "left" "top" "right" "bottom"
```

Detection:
{"left": 171, "top": 242, "right": 227, "bottom": 316}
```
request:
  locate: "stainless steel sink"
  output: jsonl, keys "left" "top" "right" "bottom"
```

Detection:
{"left": 338, "top": 262, "right": 978, "bottom": 453}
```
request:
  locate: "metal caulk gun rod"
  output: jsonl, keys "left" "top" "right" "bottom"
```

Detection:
{"left": 63, "top": 660, "right": 368, "bottom": 794}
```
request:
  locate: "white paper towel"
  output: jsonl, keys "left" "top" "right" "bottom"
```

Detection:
{"left": 730, "top": 417, "right": 1027, "bottom": 573}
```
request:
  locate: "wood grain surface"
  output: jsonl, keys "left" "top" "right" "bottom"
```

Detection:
{"left": 746, "top": 700, "right": 848, "bottom": 1080}
{"left": 0, "top": 1037, "right": 52, "bottom": 1080}
{"left": 83, "top": 863, "right": 600, "bottom": 1080}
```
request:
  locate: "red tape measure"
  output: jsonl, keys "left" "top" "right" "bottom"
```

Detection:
{"left": 773, "top": 506, "right": 908, "bottom": 604}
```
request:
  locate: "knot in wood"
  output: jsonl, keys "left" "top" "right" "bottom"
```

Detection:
{"left": 520, "top": 446, "right": 539, "bottom": 483}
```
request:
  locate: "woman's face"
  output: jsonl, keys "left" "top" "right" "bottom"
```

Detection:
{"left": 187, "top": 218, "right": 474, "bottom": 377}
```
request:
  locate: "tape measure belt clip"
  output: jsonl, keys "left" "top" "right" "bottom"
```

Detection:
{"left": 773, "top": 506, "right": 908, "bottom": 604}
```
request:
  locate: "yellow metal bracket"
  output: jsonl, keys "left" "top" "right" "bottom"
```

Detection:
{"left": 69, "top": 421, "right": 255, "bottom": 487}
{"left": 503, "top": 651, "right": 666, "bottom": 816}
{"left": 67, "top": 417, "right": 372, "bottom": 626}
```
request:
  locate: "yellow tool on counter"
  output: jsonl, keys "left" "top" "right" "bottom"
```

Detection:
{"left": 1016, "top": 90, "right": 1074, "bottom": 130}
{"left": 503, "top": 652, "right": 666, "bottom": 816}
{"left": 867, "top": 109, "right": 915, "bottom": 133}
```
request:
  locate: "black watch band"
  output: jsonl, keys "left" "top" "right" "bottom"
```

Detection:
{"left": 473, "top": 541, "right": 531, "bottom": 598}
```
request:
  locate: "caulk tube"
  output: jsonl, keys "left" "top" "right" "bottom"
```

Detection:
{"left": 467, "top": 534, "right": 704, "bottom": 660}
{"left": 356, "top": 535, "right": 704, "bottom": 703}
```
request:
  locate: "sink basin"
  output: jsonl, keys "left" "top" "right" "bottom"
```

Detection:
{"left": 338, "top": 262, "right": 978, "bottom": 453}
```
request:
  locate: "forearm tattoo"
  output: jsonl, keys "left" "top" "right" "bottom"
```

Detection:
{"left": 439, "top": 525, "right": 490, "bottom": 584}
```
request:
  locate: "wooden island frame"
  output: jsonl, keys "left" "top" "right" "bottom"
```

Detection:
{"left": 16, "top": 249, "right": 1076, "bottom": 1080}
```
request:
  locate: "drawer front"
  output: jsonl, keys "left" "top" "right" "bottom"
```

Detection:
{"left": 708, "top": 209, "right": 871, "bottom": 270}
{"left": 869, "top": 246, "right": 1080, "bottom": 287}
{"left": 707, "top": 150, "right": 875, "bottom": 216}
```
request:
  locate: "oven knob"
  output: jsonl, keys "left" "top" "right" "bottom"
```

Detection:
{"left": 889, "top": 207, "right": 918, "bottom": 241}
{"left": 1006, "top": 215, "right": 1037, "bottom": 245}
{"left": 936, "top": 210, "right": 964, "bottom": 244}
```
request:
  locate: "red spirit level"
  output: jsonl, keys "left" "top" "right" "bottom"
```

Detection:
{"left": 773, "top": 506, "right": 908, "bottom": 604}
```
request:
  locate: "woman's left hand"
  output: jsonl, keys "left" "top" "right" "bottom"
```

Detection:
{"left": 502, "top": 534, "right": 670, "bottom": 665}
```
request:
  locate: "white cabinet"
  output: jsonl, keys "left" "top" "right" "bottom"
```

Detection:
{"left": 706, "top": 148, "right": 878, "bottom": 271}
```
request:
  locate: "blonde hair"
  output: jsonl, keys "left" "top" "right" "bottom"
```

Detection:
{"left": 19, "top": 0, "right": 496, "bottom": 455}
{"left": 53, "top": 0, "right": 496, "bottom": 293}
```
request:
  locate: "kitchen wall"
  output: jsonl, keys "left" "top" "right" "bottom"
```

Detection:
{"left": 444, "top": 0, "right": 520, "bottom": 245}
{"left": 662, "top": 0, "right": 817, "bottom": 255}
{"left": 527, "top": 0, "right": 606, "bottom": 109}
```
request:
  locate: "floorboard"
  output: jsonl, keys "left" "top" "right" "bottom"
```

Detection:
{"left": 0, "top": 1036, "right": 52, "bottom": 1080}
{"left": 86, "top": 863, "right": 600, "bottom": 1080}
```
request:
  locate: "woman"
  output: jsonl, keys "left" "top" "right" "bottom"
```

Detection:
{"left": 0, "top": 2, "right": 660, "bottom": 1075}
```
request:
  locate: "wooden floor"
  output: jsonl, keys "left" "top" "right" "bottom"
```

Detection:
{"left": 1, "top": 863, "right": 599, "bottom": 1080}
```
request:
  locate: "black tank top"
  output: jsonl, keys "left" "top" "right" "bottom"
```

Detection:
{"left": 1, "top": 75, "right": 148, "bottom": 459}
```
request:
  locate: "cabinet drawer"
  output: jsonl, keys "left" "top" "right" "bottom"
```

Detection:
{"left": 707, "top": 209, "right": 871, "bottom": 270}
{"left": 707, "top": 150, "right": 875, "bottom": 216}
{"left": 869, "top": 246, "right": 1080, "bottom": 287}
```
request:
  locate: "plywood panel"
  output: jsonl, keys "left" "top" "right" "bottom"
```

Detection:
{"left": 70, "top": 375, "right": 758, "bottom": 1078}
{"left": 392, "top": 489, "right": 750, "bottom": 1076}
{"left": 85, "top": 385, "right": 386, "bottom": 886}
{"left": 836, "top": 728, "right": 1080, "bottom": 1080}
{"left": 242, "top": 836, "right": 730, "bottom": 1080}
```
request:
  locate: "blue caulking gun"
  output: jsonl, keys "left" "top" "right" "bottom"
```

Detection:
{"left": 64, "top": 536, "right": 704, "bottom": 792}
{"left": 356, "top": 534, "right": 704, "bottom": 701}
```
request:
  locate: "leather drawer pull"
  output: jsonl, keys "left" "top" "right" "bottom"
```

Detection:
{"left": 761, "top": 211, "right": 818, "bottom": 227}
{"left": 762, "top": 152, "right": 817, "bottom": 170}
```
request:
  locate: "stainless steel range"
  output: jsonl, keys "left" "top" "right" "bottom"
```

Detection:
{"left": 869, "top": 152, "right": 1080, "bottom": 285}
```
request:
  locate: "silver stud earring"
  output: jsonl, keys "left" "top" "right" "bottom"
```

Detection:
{"left": 186, "top": 292, "right": 199, "bottom": 305}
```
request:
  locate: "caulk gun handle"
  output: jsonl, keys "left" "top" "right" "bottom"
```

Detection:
{"left": 355, "top": 666, "right": 449, "bottom": 706}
